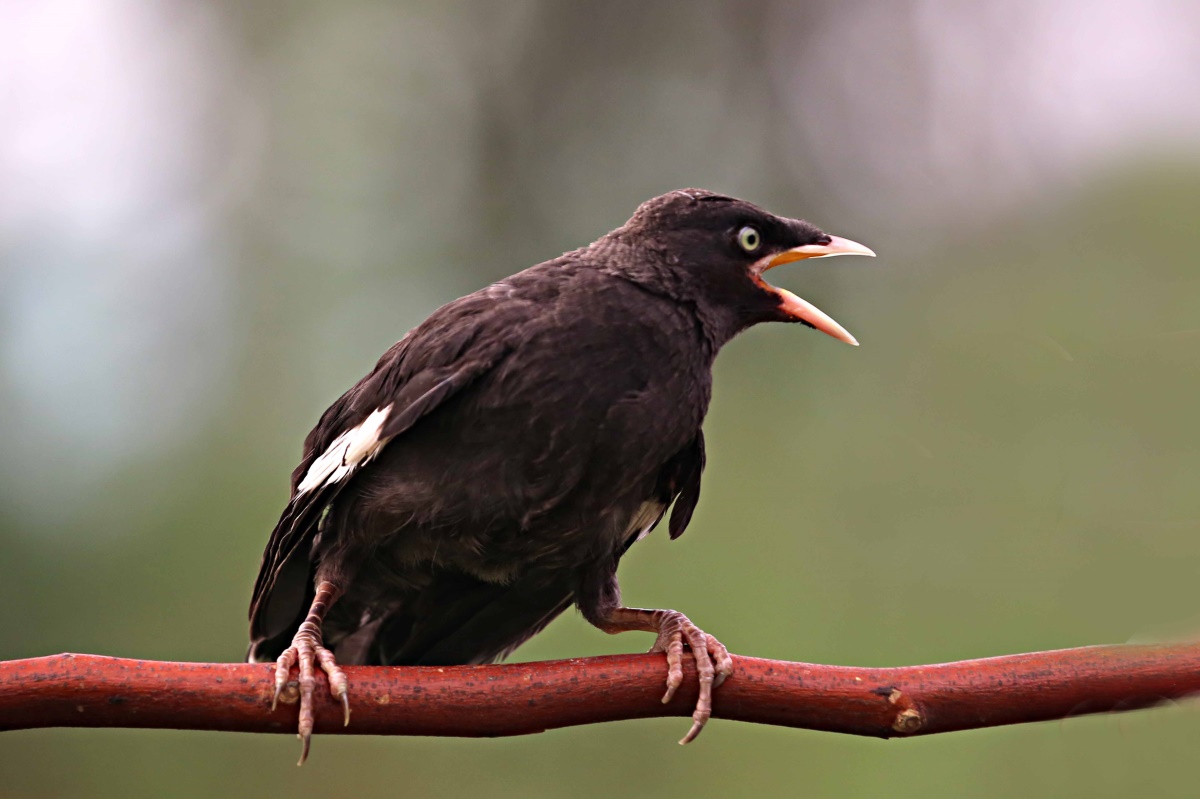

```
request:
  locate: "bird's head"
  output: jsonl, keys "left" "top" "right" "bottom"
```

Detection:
{"left": 609, "top": 189, "right": 875, "bottom": 346}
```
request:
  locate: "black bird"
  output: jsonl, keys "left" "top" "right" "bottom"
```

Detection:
{"left": 248, "top": 190, "right": 874, "bottom": 762}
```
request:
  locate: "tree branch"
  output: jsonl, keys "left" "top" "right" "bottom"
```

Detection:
{"left": 3, "top": 644, "right": 1199, "bottom": 739}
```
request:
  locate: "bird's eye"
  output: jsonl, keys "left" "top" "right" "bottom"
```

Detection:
{"left": 737, "top": 226, "right": 761, "bottom": 253}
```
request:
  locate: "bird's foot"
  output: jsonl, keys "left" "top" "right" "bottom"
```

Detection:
{"left": 646, "top": 610, "right": 733, "bottom": 744}
{"left": 273, "top": 627, "right": 350, "bottom": 765}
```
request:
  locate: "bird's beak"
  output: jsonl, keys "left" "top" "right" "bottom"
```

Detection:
{"left": 754, "top": 235, "right": 876, "bottom": 346}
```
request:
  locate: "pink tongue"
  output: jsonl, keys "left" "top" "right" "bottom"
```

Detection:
{"left": 774, "top": 287, "right": 858, "bottom": 346}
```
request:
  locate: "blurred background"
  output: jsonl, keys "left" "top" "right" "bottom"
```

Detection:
{"left": 3, "top": 0, "right": 1200, "bottom": 796}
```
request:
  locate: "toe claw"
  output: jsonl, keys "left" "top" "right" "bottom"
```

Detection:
{"left": 297, "top": 732, "right": 311, "bottom": 767}
{"left": 340, "top": 691, "right": 351, "bottom": 726}
{"left": 661, "top": 667, "right": 683, "bottom": 704}
{"left": 272, "top": 648, "right": 298, "bottom": 711}
{"left": 708, "top": 634, "right": 734, "bottom": 690}
{"left": 679, "top": 719, "right": 705, "bottom": 745}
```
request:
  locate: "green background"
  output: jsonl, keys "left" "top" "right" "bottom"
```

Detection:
{"left": 3, "top": 2, "right": 1200, "bottom": 797}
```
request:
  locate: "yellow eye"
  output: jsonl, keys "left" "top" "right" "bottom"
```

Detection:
{"left": 737, "top": 226, "right": 761, "bottom": 252}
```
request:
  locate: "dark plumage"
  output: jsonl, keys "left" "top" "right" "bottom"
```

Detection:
{"left": 248, "top": 189, "right": 874, "bottom": 761}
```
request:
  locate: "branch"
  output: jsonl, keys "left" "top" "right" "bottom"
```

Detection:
{"left": 3, "top": 644, "right": 1199, "bottom": 739}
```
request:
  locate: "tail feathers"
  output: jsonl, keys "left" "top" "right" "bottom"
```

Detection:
{"left": 247, "top": 545, "right": 316, "bottom": 664}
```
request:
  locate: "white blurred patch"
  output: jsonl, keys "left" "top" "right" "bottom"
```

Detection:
{"left": 0, "top": 0, "right": 262, "bottom": 532}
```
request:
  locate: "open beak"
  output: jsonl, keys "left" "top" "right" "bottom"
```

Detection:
{"left": 753, "top": 235, "right": 875, "bottom": 346}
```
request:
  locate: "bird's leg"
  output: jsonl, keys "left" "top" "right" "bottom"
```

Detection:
{"left": 596, "top": 607, "right": 733, "bottom": 744}
{"left": 272, "top": 580, "right": 349, "bottom": 765}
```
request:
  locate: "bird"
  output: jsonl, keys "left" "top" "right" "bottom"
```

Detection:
{"left": 248, "top": 189, "right": 875, "bottom": 763}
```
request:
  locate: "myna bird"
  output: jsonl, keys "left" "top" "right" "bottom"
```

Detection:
{"left": 248, "top": 189, "right": 875, "bottom": 762}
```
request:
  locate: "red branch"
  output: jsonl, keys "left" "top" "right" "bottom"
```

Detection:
{"left": 2, "top": 645, "right": 1199, "bottom": 739}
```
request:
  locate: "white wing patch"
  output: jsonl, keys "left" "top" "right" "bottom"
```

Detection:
{"left": 297, "top": 404, "right": 393, "bottom": 495}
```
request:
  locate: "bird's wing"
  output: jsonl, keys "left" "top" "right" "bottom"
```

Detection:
{"left": 666, "top": 429, "right": 705, "bottom": 540}
{"left": 248, "top": 304, "right": 514, "bottom": 654}
{"left": 618, "top": 430, "right": 706, "bottom": 557}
